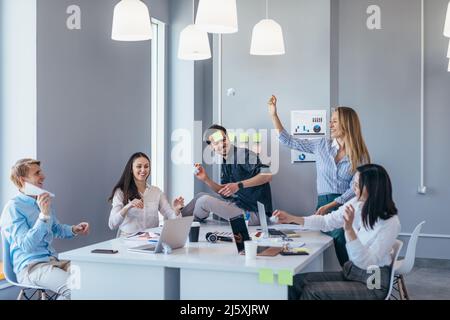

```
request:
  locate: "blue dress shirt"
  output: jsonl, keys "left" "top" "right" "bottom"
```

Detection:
{"left": 279, "top": 129, "right": 356, "bottom": 204}
{"left": 0, "top": 192, "right": 74, "bottom": 275}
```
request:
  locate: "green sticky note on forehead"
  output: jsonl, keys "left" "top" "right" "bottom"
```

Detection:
{"left": 278, "top": 269, "right": 293, "bottom": 286}
{"left": 258, "top": 268, "right": 274, "bottom": 284}
{"left": 211, "top": 130, "right": 223, "bottom": 142}
{"left": 239, "top": 133, "right": 249, "bottom": 143}
{"left": 252, "top": 133, "right": 262, "bottom": 143}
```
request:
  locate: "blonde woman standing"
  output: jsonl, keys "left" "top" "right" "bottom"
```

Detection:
{"left": 268, "top": 95, "right": 370, "bottom": 266}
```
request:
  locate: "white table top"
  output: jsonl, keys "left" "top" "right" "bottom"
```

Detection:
{"left": 60, "top": 221, "right": 333, "bottom": 274}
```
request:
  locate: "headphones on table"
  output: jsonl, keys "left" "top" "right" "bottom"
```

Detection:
{"left": 206, "top": 232, "right": 233, "bottom": 243}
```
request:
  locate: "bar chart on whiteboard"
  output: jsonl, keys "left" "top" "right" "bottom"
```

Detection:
{"left": 290, "top": 110, "right": 327, "bottom": 163}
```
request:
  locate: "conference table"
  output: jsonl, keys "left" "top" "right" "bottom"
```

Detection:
{"left": 59, "top": 220, "right": 335, "bottom": 300}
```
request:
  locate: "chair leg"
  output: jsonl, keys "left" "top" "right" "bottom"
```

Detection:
{"left": 17, "top": 289, "right": 25, "bottom": 300}
{"left": 396, "top": 276, "right": 405, "bottom": 300}
{"left": 399, "top": 275, "right": 410, "bottom": 300}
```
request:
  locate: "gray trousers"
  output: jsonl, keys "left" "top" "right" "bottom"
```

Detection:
{"left": 181, "top": 192, "right": 260, "bottom": 226}
{"left": 288, "top": 261, "right": 390, "bottom": 300}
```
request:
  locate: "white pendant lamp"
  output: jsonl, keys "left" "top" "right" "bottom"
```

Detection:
{"left": 195, "top": 0, "right": 238, "bottom": 34}
{"left": 250, "top": 0, "right": 285, "bottom": 55}
{"left": 178, "top": 0, "right": 211, "bottom": 60}
{"left": 178, "top": 25, "right": 211, "bottom": 60}
{"left": 445, "top": 1, "right": 450, "bottom": 37}
{"left": 112, "top": 0, "right": 153, "bottom": 41}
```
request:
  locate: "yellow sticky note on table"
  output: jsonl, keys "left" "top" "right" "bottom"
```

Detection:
{"left": 258, "top": 268, "right": 274, "bottom": 284}
{"left": 252, "top": 133, "right": 262, "bottom": 143}
{"left": 239, "top": 133, "right": 249, "bottom": 143}
{"left": 292, "top": 247, "right": 309, "bottom": 253}
{"left": 278, "top": 269, "right": 293, "bottom": 286}
{"left": 211, "top": 131, "right": 223, "bottom": 142}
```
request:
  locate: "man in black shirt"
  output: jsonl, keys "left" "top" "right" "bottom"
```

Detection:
{"left": 181, "top": 125, "right": 273, "bottom": 226}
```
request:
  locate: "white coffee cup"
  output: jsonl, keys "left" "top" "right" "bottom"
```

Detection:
{"left": 244, "top": 240, "right": 258, "bottom": 260}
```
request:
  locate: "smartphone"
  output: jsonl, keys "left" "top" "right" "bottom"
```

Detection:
{"left": 91, "top": 249, "right": 118, "bottom": 254}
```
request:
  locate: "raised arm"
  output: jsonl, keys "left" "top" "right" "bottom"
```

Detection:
{"left": 268, "top": 95, "right": 321, "bottom": 154}
{"left": 268, "top": 95, "right": 286, "bottom": 133}
{"left": 344, "top": 207, "right": 401, "bottom": 269}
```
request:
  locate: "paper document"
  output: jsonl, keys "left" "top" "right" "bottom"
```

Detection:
{"left": 124, "top": 231, "right": 160, "bottom": 241}
{"left": 23, "top": 182, "right": 55, "bottom": 197}
{"left": 271, "top": 224, "right": 309, "bottom": 231}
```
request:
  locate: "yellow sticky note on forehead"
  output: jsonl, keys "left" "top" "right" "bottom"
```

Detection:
{"left": 211, "top": 130, "right": 223, "bottom": 142}
{"left": 252, "top": 133, "right": 262, "bottom": 143}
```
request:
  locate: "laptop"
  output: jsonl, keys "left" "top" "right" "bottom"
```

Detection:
{"left": 128, "top": 216, "right": 194, "bottom": 253}
{"left": 229, "top": 215, "right": 282, "bottom": 256}
{"left": 257, "top": 201, "right": 287, "bottom": 238}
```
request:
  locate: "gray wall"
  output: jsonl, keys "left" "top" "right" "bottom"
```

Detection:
{"left": 335, "top": 0, "right": 450, "bottom": 259}
{"left": 220, "top": 0, "right": 331, "bottom": 215}
{"left": 0, "top": 0, "right": 37, "bottom": 209}
{"left": 167, "top": 0, "right": 213, "bottom": 200}
{"left": 36, "top": 0, "right": 168, "bottom": 252}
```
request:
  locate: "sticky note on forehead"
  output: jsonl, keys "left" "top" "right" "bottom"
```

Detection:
{"left": 211, "top": 130, "right": 224, "bottom": 142}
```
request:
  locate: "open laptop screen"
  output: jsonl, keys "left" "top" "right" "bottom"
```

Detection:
{"left": 229, "top": 215, "right": 251, "bottom": 253}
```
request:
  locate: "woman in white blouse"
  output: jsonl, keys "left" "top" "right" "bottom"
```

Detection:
{"left": 273, "top": 164, "right": 401, "bottom": 300}
{"left": 108, "top": 152, "right": 184, "bottom": 236}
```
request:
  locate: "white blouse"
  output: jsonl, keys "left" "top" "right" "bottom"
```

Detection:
{"left": 109, "top": 185, "right": 179, "bottom": 234}
{"left": 303, "top": 197, "right": 401, "bottom": 269}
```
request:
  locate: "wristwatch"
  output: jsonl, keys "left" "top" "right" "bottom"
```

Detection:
{"left": 238, "top": 182, "right": 244, "bottom": 190}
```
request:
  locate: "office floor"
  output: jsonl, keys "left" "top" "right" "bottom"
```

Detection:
{"left": 401, "top": 261, "right": 450, "bottom": 300}
{"left": 1, "top": 262, "right": 449, "bottom": 300}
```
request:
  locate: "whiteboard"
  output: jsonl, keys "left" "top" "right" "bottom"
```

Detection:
{"left": 290, "top": 110, "right": 327, "bottom": 163}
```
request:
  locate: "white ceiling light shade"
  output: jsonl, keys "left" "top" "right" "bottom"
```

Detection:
{"left": 111, "top": 0, "right": 153, "bottom": 41}
{"left": 178, "top": 25, "right": 211, "bottom": 60}
{"left": 250, "top": 1, "right": 285, "bottom": 55}
{"left": 195, "top": 0, "right": 238, "bottom": 34}
{"left": 250, "top": 19, "right": 285, "bottom": 55}
{"left": 445, "top": 1, "right": 450, "bottom": 37}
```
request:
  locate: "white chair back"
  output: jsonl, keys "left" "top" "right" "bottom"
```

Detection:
{"left": 395, "top": 221, "right": 426, "bottom": 275}
{"left": 385, "top": 239, "right": 403, "bottom": 300}
{"left": 1, "top": 231, "right": 19, "bottom": 284}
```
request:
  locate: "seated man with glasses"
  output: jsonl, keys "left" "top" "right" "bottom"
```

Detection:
{"left": 181, "top": 124, "right": 273, "bottom": 226}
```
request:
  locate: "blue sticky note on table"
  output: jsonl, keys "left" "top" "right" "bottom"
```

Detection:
{"left": 258, "top": 268, "right": 274, "bottom": 284}
{"left": 278, "top": 269, "right": 293, "bottom": 286}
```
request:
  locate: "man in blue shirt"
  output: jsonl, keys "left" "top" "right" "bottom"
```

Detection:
{"left": 181, "top": 125, "right": 273, "bottom": 226}
{"left": 0, "top": 158, "right": 90, "bottom": 299}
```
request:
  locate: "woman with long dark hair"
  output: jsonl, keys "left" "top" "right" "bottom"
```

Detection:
{"left": 108, "top": 152, "right": 184, "bottom": 236}
{"left": 273, "top": 164, "right": 400, "bottom": 300}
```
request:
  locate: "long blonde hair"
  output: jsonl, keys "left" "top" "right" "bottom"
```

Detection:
{"left": 336, "top": 107, "right": 371, "bottom": 172}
